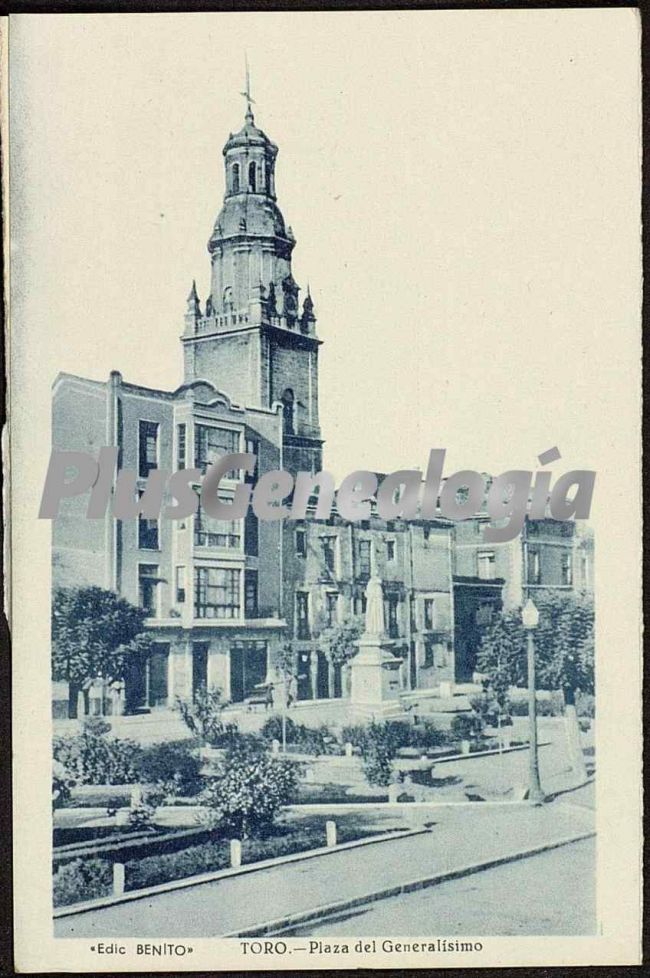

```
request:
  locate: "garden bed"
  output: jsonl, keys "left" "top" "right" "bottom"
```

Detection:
{"left": 52, "top": 813, "right": 400, "bottom": 907}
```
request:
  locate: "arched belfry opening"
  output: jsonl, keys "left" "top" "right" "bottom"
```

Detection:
{"left": 232, "top": 162, "right": 240, "bottom": 193}
{"left": 248, "top": 161, "right": 257, "bottom": 192}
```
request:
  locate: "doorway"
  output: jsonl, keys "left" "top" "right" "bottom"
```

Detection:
{"left": 230, "top": 641, "right": 267, "bottom": 702}
{"left": 192, "top": 643, "right": 209, "bottom": 699}
{"left": 297, "top": 650, "right": 312, "bottom": 700}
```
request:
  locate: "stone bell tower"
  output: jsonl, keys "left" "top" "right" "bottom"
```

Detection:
{"left": 181, "top": 82, "right": 323, "bottom": 474}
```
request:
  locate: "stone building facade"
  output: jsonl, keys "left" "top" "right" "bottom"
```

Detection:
{"left": 51, "top": 100, "right": 593, "bottom": 721}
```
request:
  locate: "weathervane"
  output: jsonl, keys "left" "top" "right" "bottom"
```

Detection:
{"left": 240, "top": 55, "right": 255, "bottom": 118}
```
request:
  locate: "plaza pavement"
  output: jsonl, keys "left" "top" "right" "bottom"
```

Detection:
{"left": 54, "top": 796, "right": 595, "bottom": 939}
{"left": 283, "top": 836, "right": 597, "bottom": 937}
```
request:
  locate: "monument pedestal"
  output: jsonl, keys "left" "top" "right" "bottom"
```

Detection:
{"left": 350, "top": 636, "right": 406, "bottom": 721}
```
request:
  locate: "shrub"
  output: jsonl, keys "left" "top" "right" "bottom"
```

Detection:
{"left": 412, "top": 720, "right": 449, "bottom": 749}
{"left": 450, "top": 712, "right": 483, "bottom": 741}
{"left": 53, "top": 729, "right": 142, "bottom": 785}
{"left": 260, "top": 717, "right": 336, "bottom": 756}
{"left": 125, "top": 841, "right": 229, "bottom": 891}
{"left": 359, "top": 721, "right": 397, "bottom": 787}
{"left": 576, "top": 692, "right": 595, "bottom": 718}
{"left": 340, "top": 724, "right": 368, "bottom": 750}
{"left": 52, "top": 857, "right": 112, "bottom": 907}
{"left": 509, "top": 696, "right": 562, "bottom": 717}
{"left": 223, "top": 730, "right": 268, "bottom": 760}
{"left": 261, "top": 714, "right": 296, "bottom": 742}
{"left": 52, "top": 760, "right": 75, "bottom": 810}
{"left": 198, "top": 751, "right": 300, "bottom": 838}
{"left": 133, "top": 741, "right": 203, "bottom": 797}
{"left": 362, "top": 745, "right": 393, "bottom": 787}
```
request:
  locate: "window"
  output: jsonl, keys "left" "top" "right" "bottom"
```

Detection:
{"left": 245, "top": 510, "right": 258, "bottom": 555}
{"left": 245, "top": 438, "right": 259, "bottom": 483}
{"left": 138, "top": 511, "right": 159, "bottom": 550}
{"left": 175, "top": 566, "right": 186, "bottom": 604}
{"left": 358, "top": 539, "right": 371, "bottom": 578}
{"left": 424, "top": 598, "right": 435, "bottom": 631}
{"left": 296, "top": 592, "right": 310, "bottom": 639}
{"left": 138, "top": 421, "right": 159, "bottom": 477}
{"left": 248, "top": 161, "right": 257, "bottom": 191}
{"left": 386, "top": 539, "right": 396, "bottom": 561}
{"left": 232, "top": 162, "right": 240, "bottom": 193}
{"left": 194, "top": 497, "right": 241, "bottom": 549}
{"left": 423, "top": 640, "right": 435, "bottom": 669}
{"left": 528, "top": 548, "right": 541, "bottom": 584}
{"left": 244, "top": 570, "right": 258, "bottom": 617}
{"left": 296, "top": 526, "right": 307, "bottom": 557}
{"left": 281, "top": 389, "right": 295, "bottom": 434}
{"left": 477, "top": 551, "right": 496, "bottom": 580}
{"left": 138, "top": 565, "right": 159, "bottom": 616}
{"left": 177, "top": 424, "right": 186, "bottom": 470}
{"left": 195, "top": 567, "right": 241, "bottom": 619}
{"left": 386, "top": 595, "right": 400, "bottom": 639}
{"left": 320, "top": 536, "right": 337, "bottom": 575}
{"left": 325, "top": 592, "right": 338, "bottom": 628}
{"left": 116, "top": 398, "right": 123, "bottom": 457}
{"left": 264, "top": 160, "right": 272, "bottom": 193}
{"left": 581, "top": 553, "right": 590, "bottom": 586}
{"left": 561, "top": 552, "right": 573, "bottom": 586}
{"left": 148, "top": 644, "right": 169, "bottom": 707}
{"left": 355, "top": 593, "right": 367, "bottom": 616}
{"left": 194, "top": 425, "right": 240, "bottom": 474}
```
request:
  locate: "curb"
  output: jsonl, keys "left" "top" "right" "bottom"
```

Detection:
{"left": 222, "top": 829, "right": 596, "bottom": 937}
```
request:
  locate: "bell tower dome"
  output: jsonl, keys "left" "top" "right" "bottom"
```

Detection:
{"left": 206, "top": 104, "right": 296, "bottom": 320}
{"left": 181, "top": 77, "right": 323, "bottom": 474}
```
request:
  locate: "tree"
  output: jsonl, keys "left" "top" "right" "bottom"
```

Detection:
{"left": 477, "top": 592, "right": 594, "bottom": 698}
{"left": 477, "top": 592, "right": 594, "bottom": 778}
{"left": 320, "top": 615, "right": 364, "bottom": 667}
{"left": 176, "top": 686, "right": 230, "bottom": 747}
{"left": 52, "top": 586, "right": 152, "bottom": 718}
{"left": 318, "top": 615, "right": 364, "bottom": 698}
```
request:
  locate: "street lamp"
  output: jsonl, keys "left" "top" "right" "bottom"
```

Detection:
{"left": 522, "top": 598, "right": 544, "bottom": 805}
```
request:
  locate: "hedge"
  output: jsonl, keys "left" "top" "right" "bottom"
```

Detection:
{"left": 53, "top": 817, "right": 388, "bottom": 906}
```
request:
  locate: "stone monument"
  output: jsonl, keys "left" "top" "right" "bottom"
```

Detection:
{"left": 350, "top": 546, "right": 405, "bottom": 719}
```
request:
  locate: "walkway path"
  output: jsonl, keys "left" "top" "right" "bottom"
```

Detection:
{"left": 54, "top": 800, "right": 594, "bottom": 939}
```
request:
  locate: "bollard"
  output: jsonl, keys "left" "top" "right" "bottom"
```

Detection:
{"left": 113, "top": 862, "right": 125, "bottom": 896}
{"left": 271, "top": 738, "right": 280, "bottom": 756}
{"left": 388, "top": 782, "right": 400, "bottom": 803}
{"left": 230, "top": 839, "right": 242, "bottom": 869}
{"left": 325, "top": 820, "right": 337, "bottom": 848}
{"left": 345, "top": 742, "right": 353, "bottom": 758}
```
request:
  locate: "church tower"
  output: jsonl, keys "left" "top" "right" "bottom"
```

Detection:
{"left": 181, "top": 87, "right": 322, "bottom": 474}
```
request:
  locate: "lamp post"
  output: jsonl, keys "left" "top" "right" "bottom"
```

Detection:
{"left": 522, "top": 598, "right": 544, "bottom": 804}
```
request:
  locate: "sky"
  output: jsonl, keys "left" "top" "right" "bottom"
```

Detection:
{"left": 10, "top": 9, "right": 641, "bottom": 485}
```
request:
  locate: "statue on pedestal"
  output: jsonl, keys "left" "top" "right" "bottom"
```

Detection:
{"left": 364, "top": 575, "right": 385, "bottom": 638}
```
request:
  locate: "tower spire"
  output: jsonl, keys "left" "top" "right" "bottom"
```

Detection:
{"left": 240, "top": 54, "right": 255, "bottom": 123}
